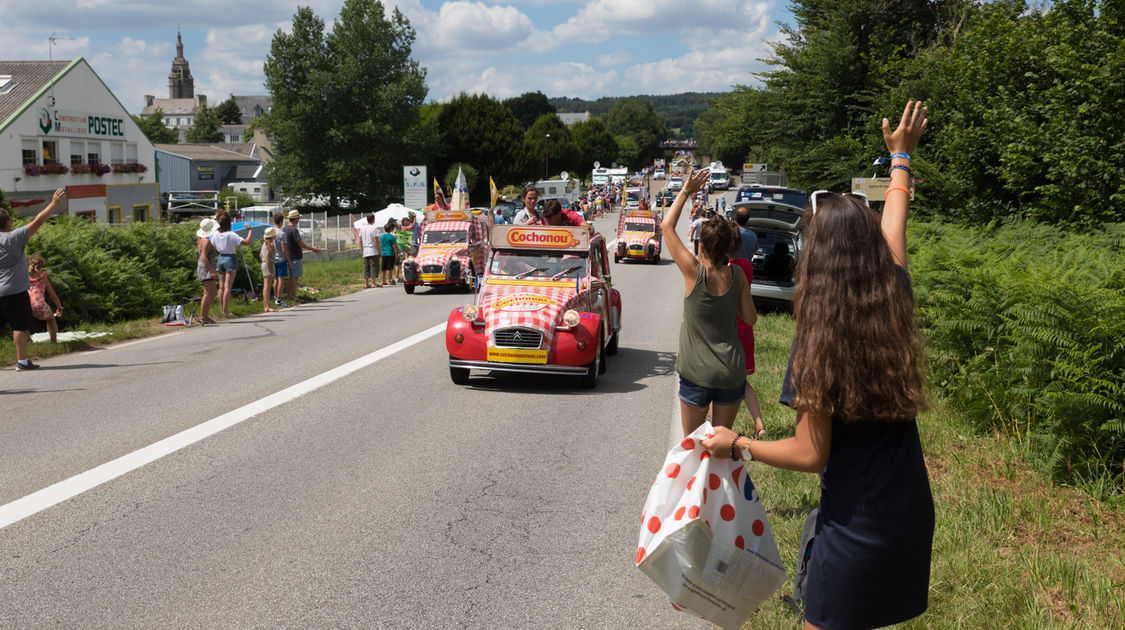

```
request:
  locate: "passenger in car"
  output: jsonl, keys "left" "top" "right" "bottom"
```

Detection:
{"left": 540, "top": 200, "right": 591, "bottom": 231}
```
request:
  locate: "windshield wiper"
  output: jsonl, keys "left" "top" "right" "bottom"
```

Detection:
{"left": 551, "top": 265, "right": 585, "bottom": 280}
{"left": 515, "top": 267, "right": 549, "bottom": 279}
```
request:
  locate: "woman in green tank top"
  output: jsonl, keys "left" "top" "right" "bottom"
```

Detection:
{"left": 661, "top": 168, "right": 757, "bottom": 436}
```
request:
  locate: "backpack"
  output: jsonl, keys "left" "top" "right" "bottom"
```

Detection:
{"left": 161, "top": 304, "right": 186, "bottom": 326}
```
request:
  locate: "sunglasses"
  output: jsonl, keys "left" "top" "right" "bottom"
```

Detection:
{"left": 809, "top": 190, "right": 870, "bottom": 216}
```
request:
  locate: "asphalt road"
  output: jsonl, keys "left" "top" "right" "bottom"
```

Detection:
{"left": 0, "top": 199, "right": 734, "bottom": 629}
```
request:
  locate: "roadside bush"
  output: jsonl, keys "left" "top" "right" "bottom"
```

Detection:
{"left": 909, "top": 220, "right": 1125, "bottom": 496}
{"left": 25, "top": 217, "right": 256, "bottom": 324}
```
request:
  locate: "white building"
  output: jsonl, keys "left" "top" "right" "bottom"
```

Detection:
{"left": 0, "top": 58, "right": 159, "bottom": 224}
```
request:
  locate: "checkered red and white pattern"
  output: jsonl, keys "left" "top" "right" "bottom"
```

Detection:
{"left": 416, "top": 220, "right": 474, "bottom": 278}
{"left": 480, "top": 282, "right": 582, "bottom": 351}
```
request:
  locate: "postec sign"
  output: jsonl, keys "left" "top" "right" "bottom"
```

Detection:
{"left": 38, "top": 108, "right": 126, "bottom": 139}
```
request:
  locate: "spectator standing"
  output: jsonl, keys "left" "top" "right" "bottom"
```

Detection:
{"left": 359, "top": 213, "right": 381, "bottom": 288}
{"left": 725, "top": 229, "right": 767, "bottom": 437}
{"left": 271, "top": 212, "right": 291, "bottom": 307}
{"left": 210, "top": 214, "right": 251, "bottom": 317}
{"left": 26, "top": 253, "right": 63, "bottom": 344}
{"left": 701, "top": 101, "right": 933, "bottom": 630}
{"left": 494, "top": 208, "right": 507, "bottom": 225}
{"left": 513, "top": 186, "right": 541, "bottom": 225}
{"left": 378, "top": 222, "right": 399, "bottom": 287}
{"left": 283, "top": 210, "right": 322, "bottom": 302}
{"left": 689, "top": 210, "right": 709, "bottom": 256}
{"left": 195, "top": 217, "right": 219, "bottom": 325}
{"left": 1, "top": 188, "right": 65, "bottom": 369}
{"left": 661, "top": 169, "right": 756, "bottom": 436}
{"left": 259, "top": 227, "right": 279, "bottom": 312}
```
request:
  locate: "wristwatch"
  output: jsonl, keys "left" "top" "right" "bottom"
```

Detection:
{"left": 740, "top": 437, "right": 754, "bottom": 463}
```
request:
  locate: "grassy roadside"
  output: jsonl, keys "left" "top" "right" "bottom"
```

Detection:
{"left": 0, "top": 256, "right": 367, "bottom": 366}
{"left": 733, "top": 313, "right": 1124, "bottom": 629}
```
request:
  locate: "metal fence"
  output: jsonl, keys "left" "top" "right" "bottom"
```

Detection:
{"left": 294, "top": 211, "right": 362, "bottom": 252}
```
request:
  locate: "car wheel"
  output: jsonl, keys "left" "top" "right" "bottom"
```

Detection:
{"left": 606, "top": 329, "right": 619, "bottom": 355}
{"left": 450, "top": 363, "right": 469, "bottom": 385}
{"left": 404, "top": 283, "right": 415, "bottom": 295}
{"left": 614, "top": 255, "right": 620, "bottom": 264}
{"left": 581, "top": 337, "right": 603, "bottom": 389}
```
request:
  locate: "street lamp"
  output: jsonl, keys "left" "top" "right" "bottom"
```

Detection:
{"left": 545, "top": 133, "right": 550, "bottom": 179}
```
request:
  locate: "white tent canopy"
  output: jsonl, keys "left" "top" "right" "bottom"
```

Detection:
{"left": 353, "top": 203, "right": 426, "bottom": 230}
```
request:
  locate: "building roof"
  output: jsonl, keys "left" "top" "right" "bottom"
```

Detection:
{"left": 558, "top": 111, "right": 590, "bottom": 126}
{"left": 0, "top": 61, "right": 71, "bottom": 130}
{"left": 142, "top": 97, "right": 203, "bottom": 116}
{"left": 232, "top": 95, "right": 272, "bottom": 120}
{"left": 154, "top": 142, "right": 259, "bottom": 161}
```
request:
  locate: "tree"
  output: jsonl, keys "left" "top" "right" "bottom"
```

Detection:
{"left": 131, "top": 107, "right": 178, "bottom": 144}
{"left": 524, "top": 114, "right": 578, "bottom": 181}
{"left": 570, "top": 119, "right": 618, "bottom": 182}
{"left": 437, "top": 93, "right": 526, "bottom": 189}
{"left": 185, "top": 102, "right": 223, "bottom": 143}
{"left": 604, "top": 98, "right": 667, "bottom": 168}
{"left": 215, "top": 97, "right": 242, "bottom": 125}
{"left": 263, "top": 0, "right": 428, "bottom": 207}
{"left": 503, "top": 91, "right": 556, "bottom": 129}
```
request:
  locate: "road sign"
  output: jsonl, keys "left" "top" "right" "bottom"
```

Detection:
{"left": 852, "top": 177, "right": 913, "bottom": 202}
{"left": 743, "top": 163, "right": 766, "bottom": 173}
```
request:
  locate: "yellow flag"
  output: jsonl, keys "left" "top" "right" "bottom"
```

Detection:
{"left": 433, "top": 177, "right": 442, "bottom": 202}
{"left": 489, "top": 177, "right": 498, "bottom": 209}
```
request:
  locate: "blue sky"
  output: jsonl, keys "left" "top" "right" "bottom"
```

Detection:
{"left": 0, "top": 1, "right": 793, "bottom": 114}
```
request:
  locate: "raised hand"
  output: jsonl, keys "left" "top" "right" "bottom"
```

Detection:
{"left": 882, "top": 101, "right": 928, "bottom": 156}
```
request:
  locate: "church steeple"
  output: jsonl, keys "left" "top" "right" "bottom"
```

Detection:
{"left": 168, "top": 30, "right": 195, "bottom": 99}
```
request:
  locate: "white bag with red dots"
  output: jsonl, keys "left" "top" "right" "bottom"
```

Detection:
{"left": 636, "top": 422, "right": 787, "bottom": 628}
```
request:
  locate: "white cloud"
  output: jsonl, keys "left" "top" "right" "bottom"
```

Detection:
{"left": 592, "top": 49, "right": 632, "bottom": 67}
{"left": 427, "top": 60, "right": 620, "bottom": 100}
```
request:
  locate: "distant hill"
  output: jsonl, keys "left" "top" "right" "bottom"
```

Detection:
{"left": 549, "top": 92, "right": 725, "bottom": 138}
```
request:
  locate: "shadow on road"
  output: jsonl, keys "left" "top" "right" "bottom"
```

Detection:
{"left": 456, "top": 346, "right": 676, "bottom": 396}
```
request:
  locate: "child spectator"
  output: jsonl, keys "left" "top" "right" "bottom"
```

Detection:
{"left": 379, "top": 222, "right": 399, "bottom": 287}
{"left": 26, "top": 253, "right": 63, "bottom": 343}
{"left": 260, "top": 227, "right": 278, "bottom": 312}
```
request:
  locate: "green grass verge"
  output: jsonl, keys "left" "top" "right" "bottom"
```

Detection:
{"left": 732, "top": 313, "right": 1124, "bottom": 629}
{"left": 0, "top": 256, "right": 367, "bottom": 366}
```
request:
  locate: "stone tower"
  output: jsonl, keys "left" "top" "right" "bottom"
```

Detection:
{"left": 168, "top": 31, "right": 195, "bottom": 99}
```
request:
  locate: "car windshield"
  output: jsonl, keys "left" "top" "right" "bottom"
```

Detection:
{"left": 423, "top": 229, "right": 467, "bottom": 244}
{"left": 626, "top": 190, "right": 641, "bottom": 204}
{"left": 490, "top": 252, "right": 588, "bottom": 279}
{"left": 623, "top": 221, "right": 654, "bottom": 232}
{"left": 737, "top": 188, "right": 808, "bottom": 208}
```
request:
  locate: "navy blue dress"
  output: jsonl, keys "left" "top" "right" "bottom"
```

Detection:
{"left": 779, "top": 269, "right": 934, "bottom": 629}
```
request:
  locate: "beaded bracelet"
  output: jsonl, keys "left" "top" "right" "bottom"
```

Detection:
{"left": 886, "top": 185, "right": 912, "bottom": 197}
{"left": 730, "top": 431, "right": 745, "bottom": 461}
{"left": 891, "top": 152, "right": 911, "bottom": 160}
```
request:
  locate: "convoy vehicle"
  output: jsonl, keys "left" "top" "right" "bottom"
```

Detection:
{"left": 654, "top": 190, "right": 676, "bottom": 208}
{"left": 614, "top": 208, "right": 662, "bottom": 263}
{"left": 623, "top": 186, "right": 648, "bottom": 210}
{"left": 535, "top": 179, "right": 581, "bottom": 205}
{"left": 401, "top": 209, "right": 491, "bottom": 294}
{"left": 667, "top": 176, "right": 684, "bottom": 192}
{"left": 727, "top": 186, "right": 809, "bottom": 305}
{"left": 446, "top": 225, "right": 622, "bottom": 389}
{"left": 592, "top": 168, "right": 611, "bottom": 187}
{"left": 653, "top": 168, "right": 665, "bottom": 180}
{"left": 709, "top": 167, "right": 730, "bottom": 190}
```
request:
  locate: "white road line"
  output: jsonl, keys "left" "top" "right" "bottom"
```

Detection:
{"left": 0, "top": 322, "right": 445, "bottom": 531}
{"left": 107, "top": 331, "right": 185, "bottom": 350}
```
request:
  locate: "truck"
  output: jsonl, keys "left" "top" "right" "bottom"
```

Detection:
{"left": 709, "top": 166, "right": 730, "bottom": 191}
{"left": 535, "top": 179, "right": 581, "bottom": 205}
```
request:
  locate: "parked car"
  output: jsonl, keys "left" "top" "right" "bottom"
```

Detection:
{"left": 446, "top": 224, "right": 622, "bottom": 389}
{"left": 727, "top": 186, "right": 809, "bottom": 305}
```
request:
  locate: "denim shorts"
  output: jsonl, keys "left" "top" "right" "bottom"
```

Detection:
{"left": 274, "top": 261, "right": 289, "bottom": 278}
{"left": 216, "top": 254, "right": 239, "bottom": 272}
{"left": 678, "top": 375, "right": 745, "bottom": 407}
{"left": 290, "top": 259, "right": 304, "bottom": 279}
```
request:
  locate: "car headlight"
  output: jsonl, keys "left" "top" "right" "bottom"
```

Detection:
{"left": 562, "top": 309, "right": 580, "bottom": 327}
{"left": 462, "top": 305, "right": 479, "bottom": 321}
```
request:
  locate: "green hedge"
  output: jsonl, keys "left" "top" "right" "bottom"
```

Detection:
{"left": 26, "top": 217, "right": 258, "bottom": 324}
{"left": 909, "top": 220, "right": 1125, "bottom": 495}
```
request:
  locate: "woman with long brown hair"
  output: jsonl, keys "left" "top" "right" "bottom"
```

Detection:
{"left": 703, "top": 101, "right": 934, "bottom": 629}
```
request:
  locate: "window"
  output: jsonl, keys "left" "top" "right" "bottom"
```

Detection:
{"left": 22, "top": 139, "right": 37, "bottom": 165}
{"left": 107, "top": 206, "right": 120, "bottom": 224}
{"left": 253, "top": 187, "right": 260, "bottom": 193}
{"left": 42, "top": 140, "right": 59, "bottom": 164}
{"left": 70, "top": 141, "right": 85, "bottom": 165}
{"left": 87, "top": 143, "right": 101, "bottom": 165}
{"left": 126, "top": 143, "right": 137, "bottom": 163}
{"left": 110, "top": 143, "right": 124, "bottom": 165}
{"left": 132, "top": 204, "right": 149, "bottom": 223}
{"left": 74, "top": 210, "right": 96, "bottom": 221}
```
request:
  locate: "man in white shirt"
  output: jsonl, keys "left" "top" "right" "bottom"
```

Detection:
{"left": 359, "top": 213, "right": 381, "bottom": 288}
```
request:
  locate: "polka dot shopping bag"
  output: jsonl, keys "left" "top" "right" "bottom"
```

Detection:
{"left": 636, "top": 422, "right": 787, "bottom": 628}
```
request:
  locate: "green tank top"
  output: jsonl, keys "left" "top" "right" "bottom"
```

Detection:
{"left": 674, "top": 264, "right": 746, "bottom": 389}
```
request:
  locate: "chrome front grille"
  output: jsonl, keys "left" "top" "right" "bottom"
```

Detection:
{"left": 629, "top": 244, "right": 644, "bottom": 251}
{"left": 422, "top": 264, "right": 443, "bottom": 274}
{"left": 493, "top": 327, "right": 543, "bottom": 349}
